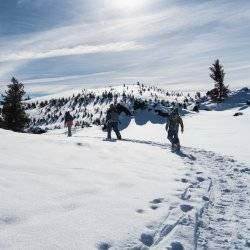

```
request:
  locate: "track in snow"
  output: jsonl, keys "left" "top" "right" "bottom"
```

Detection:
{"left": 107, "top": 139, "right": 250, "bottom": 250}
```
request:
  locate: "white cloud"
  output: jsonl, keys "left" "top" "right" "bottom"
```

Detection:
{"left": 1, "top": 0, "right": 250, "bottom": 93}
{"left": 0, "top": 42, "right": 146, "bottom": 62}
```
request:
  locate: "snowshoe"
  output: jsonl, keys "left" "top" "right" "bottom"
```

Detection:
{"left": 103, "top": 138, "right": 116, "bottom": 142}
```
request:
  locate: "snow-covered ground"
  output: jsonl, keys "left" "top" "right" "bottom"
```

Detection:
{"left": 0, "top": 99, "right": 249, "bottom": 249}
{"left": 24, "top": 83, "right": 196, "bottom": 131}
{"left": 182, "top": 108, "right": 250, "bottom": 164}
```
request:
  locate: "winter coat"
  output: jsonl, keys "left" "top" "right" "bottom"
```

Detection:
{"left": 106, "top": 107, "right": 119, "bottom": 123}
{"left": 165, "top": 114, "right": 184, "bottom": 133}
{"left": 64, "top": 113, "right": 73, "bottom": 127}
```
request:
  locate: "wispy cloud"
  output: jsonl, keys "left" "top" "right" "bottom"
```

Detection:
{"left": 0, "top": 42, "right": 146, "bottom": 62}
{"left": 0, "top": 0, "right": 250, "bottom": 94}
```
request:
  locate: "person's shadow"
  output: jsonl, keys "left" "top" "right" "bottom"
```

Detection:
{"left": 122, "top": 138, "right": 196, "bottom": 161}
{"left": 173, "top": 149, "right": 196, "bottom": 161}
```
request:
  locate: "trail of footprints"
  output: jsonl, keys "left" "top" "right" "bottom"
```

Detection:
{"left": 95, "top": 148, "right": 249, "bottom": 249}
{"left": 194, "top": 152, "right": 250, "bottom": 249}
{"left": 135, "top": 151, "right": 248, "bottom": 249}
{"left": 130, "top": 170, "right": 210, "bottom": 249}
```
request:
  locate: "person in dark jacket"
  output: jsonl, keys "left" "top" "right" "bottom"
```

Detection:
{"left": 64, "top": 111, "right": 74, "bottom": 137}
{"left": 165, "top": 108, "right": 184, "bottom": 150}
{"left": 106, "top": 104, "right": 121, "bottom": 140}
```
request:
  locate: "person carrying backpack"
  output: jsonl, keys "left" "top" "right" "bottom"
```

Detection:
{"left": 165, "top": 107, "right": 184, "bottom": 150}
{"left": 106, "top": 104, "right": 122, "bottom": 140}
{"left": 64, "top": 111, "right": 74, "bottom": 137}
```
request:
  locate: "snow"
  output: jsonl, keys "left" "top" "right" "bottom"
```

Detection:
{"left": 1, "top": 87, "right": 250, "bottom": 249}
{"left": 26, "top": 84, "right": 194, "bottom": 103}
{"left": 24, "top": 83, "right": 195, "bottom": 131}
{"left": 0, "top": 126, "right": 187, "bottom": 249}
{"left": 182, "top": 108, "right": 250, "bottom": 164}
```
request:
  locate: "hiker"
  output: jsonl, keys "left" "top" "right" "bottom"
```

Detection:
{"left": 64, "top": 111, "right": 74, "bottom": 137}
{"left": 106, "top": 104, "right": 122, "bottom": 140}
{"left": 165, "top": 107, "right": 184, "bottom": 150}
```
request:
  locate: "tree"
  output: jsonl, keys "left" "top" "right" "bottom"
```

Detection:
{"left": 207, "top": 59, "right": 229, "bottom": 102}
{"left": 0, "top": 115, "right": 3, "bottom": 128}
{"left": 1, "top": 77, "right": 29, "bottom": 132}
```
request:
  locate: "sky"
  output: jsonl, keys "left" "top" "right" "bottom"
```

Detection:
{"left": 0, "top": 0, "right": 250, "bottom": 96}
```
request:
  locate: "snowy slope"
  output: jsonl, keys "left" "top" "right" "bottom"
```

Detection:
{"left": 0, "top": 126, "right": 188, "bottom": 249}
{"left": 0, "top": 103, "right": 249, "bottom": 249}
{"left": 24, "top": 84, "right": 198, "bottom": 130}
{"left": 182, "top": 107, "right": 250, "bottom": 164}
{"left": 23, "top": 84, "right": 249, "bottom": 135}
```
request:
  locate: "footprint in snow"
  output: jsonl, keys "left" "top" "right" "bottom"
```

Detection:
{"left": 223, "top": 189, "right": 231, "bottom": 193}
{"left": 181, "top": 178, "right": 189, "bottom": 183}
{"left": 169, "top": 241, "right": 184, "bottom": 250}
{"left": 140, "top": 233, "right": 154, "bottom": 247}
{"left": 150, "top": 198, "right": 164, "bottom": 204}
{"left": 0, "top": 216, "right": 20, "bottom": 225}
{"left": 240, "top": 167, "right": 250, "bottom": 173}
{"left": 196, "top": 171, "right": 203, "bottom": 174}
{"left": 180, "top": 204, "right": 193, "bottom": 212}
{"left": 97, "top": 242, "right": 112, "bottom": 250}
{"left": 76, "top": 142, "right": 91, "bottom": 148}
{"left": 136, "top": 209, "right": 145, "bottom": 214}
{"left": 149, "top": 198, "right": 164, "bottom": 210}
{"left": 202, "top": 196, "right": 209, "bottom": 201}
{"left": 197, "top": 176, "right": 205, "bottom": 182}
{"left": 150, "top": 205, "right": 159, "bottom": 210}
{"left": 245, "top": 240, "right": 250, "bottom": 247}
{"left": 180, "top": 188, "right": 191, "bottom": 201}
{"left": 219, "top": 179, "right": 227, "bottom": 183}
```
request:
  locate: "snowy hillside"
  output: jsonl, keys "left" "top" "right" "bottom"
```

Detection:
{"left": 1, "top": 96, "right": 250, "bottom": 249}
{"left": 24, "top": 84, "right": 201, "bottom": 131}
{"left": 23, "top": 84, "right": 250, "bottom": 135}
{"left": 1, "top": 85, "right": 250, "bottom": 249}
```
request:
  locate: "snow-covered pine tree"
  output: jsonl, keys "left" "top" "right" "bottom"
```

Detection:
{"left": 1, "top": 77, "right": 29, "bottom": 132}
{"left": 207, "top": 59, "right": 230, "bottom": 102}
{"left": 0, "top": 114, "right": 3, "bottom": 128}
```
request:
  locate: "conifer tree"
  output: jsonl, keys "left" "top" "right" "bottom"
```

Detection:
{"left": 207, "top": 59, "right": 229, "bottom": 102}
{"left": 1, "top": 77, "right": 29, "bottom": 131}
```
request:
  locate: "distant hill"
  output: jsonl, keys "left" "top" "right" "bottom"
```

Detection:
{"left": 24, "top": 83, "right": 201, "bottom": 131}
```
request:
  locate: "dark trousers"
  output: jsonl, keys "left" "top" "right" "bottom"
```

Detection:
{"left": 168, "top": 129, "right": 179, "bottom": 145}
{"left": 107, "top": 122, "right": 121, "bottom": 140}
{"left": 67, "top": 126, "right": 72, "bottom": 137}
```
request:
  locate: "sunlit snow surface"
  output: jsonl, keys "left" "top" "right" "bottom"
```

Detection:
{"left": 1, "top": 93, "right": 250, "bottom": 249}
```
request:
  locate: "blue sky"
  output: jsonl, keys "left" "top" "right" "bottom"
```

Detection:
{"left": 0, "top": 0, "right": 250, "bottom": 96}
